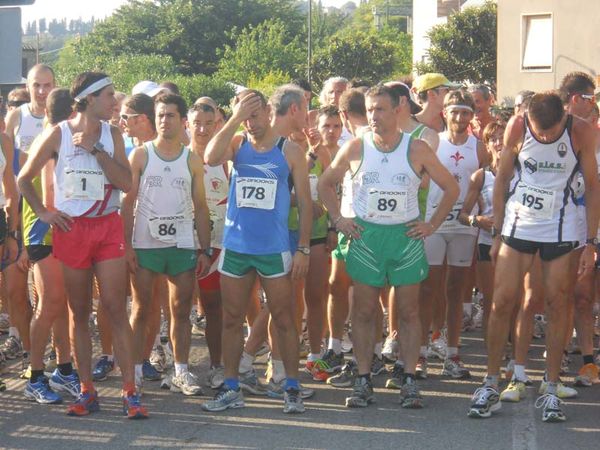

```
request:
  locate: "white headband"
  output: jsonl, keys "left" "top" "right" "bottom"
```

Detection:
{"left": 445, "top": 104, "right": 474, "bottom": 113}
{"left": 74, "top": 77, "right": 113, "bottom": 102}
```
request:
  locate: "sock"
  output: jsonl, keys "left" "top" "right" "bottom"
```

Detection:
{"left": 8, "top": 326, "right": 19, "bottom": 339}
{"left": 174, "top": 363, "right": 188, "bottom": 377}
{"left": 101, "top": 354, "right": 114, "bottom": 362}
{"left": 484, "top": 374, "right": 498, "bottom": 388}
{"left": 81, "top": 381, "right": 95, "bottom": 394}
{"left": 583, "top": 354, "right": 594, "bottom": 365}
{"left": 224, "top": 377, "right": 239, "bottom": 390}
{"left": 513, "top": 364, "right": 526, "bottom": 381}
{"left": 447, "top": 347, "right": 458, "bottom": 358}
{"left": 374, "top": 342, "right": 383, "bottom": 359}
{"left": 154, "top": 333, "right": 161, "bottom": 347}
{"left": 394, "top": 360, "right": 404, "bottom": 369}
{"left": 546, "top": 381, "right": 558, "bottom": 395}
{"left": 58, "top": 362, "right": 73, "bottom": 376}
{"left": 328, "top": 337, "right": 342, "bottom": 355}
{"left": 463, "top": 303, "right": 472, "bottom": 315}
{"left": 135, "top": 364, "right": 143, "bottom": 381}
{"left": 420, "top": 346, "right": 428, "bottom": 357}
{"left": 239, "top": 351, "right": 255, "bottom": 373}
{"left": 402, "top": 373, "right": 415, "bottom": 384}
{"left": 272, "top": 359, "right": 286, "bottom": 383}
{"left": 30, "top": 369, "right": 44, "bottom": 384}
{"left": 122, "top": 381, "right": 136, "bottom": 396}
{"left": 307, "top": 352, "right": 320, "bottom": 362}
{"left": 284, "top": 377, "right": 300, "bottom": 391}
{"left": 358, "top": 373, "right": 371, "bottom": 382}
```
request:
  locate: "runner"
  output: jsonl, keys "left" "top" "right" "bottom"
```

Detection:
{"left": 413, "top": 73, "right": 460, "bottom": 133}
{"left": 468, "top": 84, "right": 495, "bottom": 140}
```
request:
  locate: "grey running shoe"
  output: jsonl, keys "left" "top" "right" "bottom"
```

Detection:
{"left": 371, "top": 355, "right": 387, "bottom": 376}
{"left": 1, "top": 336, "right": 23, "bottom": 360}
{"left": 442, "top": 355, "right": 471, "bottom": 379}
{"left": 328, "top": 360, "right": 357, "bottom": 388}
{"left": 239, "top": 369, "right": 268, "bottom": 396}
{"left": 535, "top": 393, "right": 566, "bottom": 422}
{"left": 283, "top": 388, "right": 305, "bottom": 414}
{"left": 201, "top": 387, "right": 244, "bottom": 412}
{"left": 381, "top": 332, "right": 398, "bottom": 363}
{"left": 207, "top": 365, "right": 225, "bottom": 389}
{"left": 468, "top": 385, "right": 501, "bottom": 418}
{"left": 149, "top": 345, "right": 167, "bottom": 373}
{"left": 345, "top": 376, "right": 375, "bottom": 408}
{"left": 170, "top": 372, "right": 203, "bottom": 396}
{"left": 385, "top": 362, "right": 404, "bottom": 390}
{"left": 267, "top": 379, "right": 314, "bottom": 399}
{"left": 415, "top": 356, "right": 428, "bottom": 380}
{"left": 399, "top": 377, "right": 423, "bottom": 409}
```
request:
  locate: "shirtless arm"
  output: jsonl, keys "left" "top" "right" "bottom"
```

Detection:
{"left": 476, "top": 139, "right": 491, "bottom": 168}
{"left": 458, "top": 169, "right": 492, "bottom": 230}
{"left": 121, "top": 146, "right": 146, "bottom": 273}
{"left": 0, "top": 133, "right": 19, "bottom": 261}
{"left": 190, "top": 152, "right": 212, "bottom": 277}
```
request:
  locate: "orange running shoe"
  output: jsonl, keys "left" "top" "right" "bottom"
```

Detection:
{"left": 122, "top": 392, "right": 148, "bottom": 419}
{"left": 67, "top": 390, "right": 100, "bottom": 416}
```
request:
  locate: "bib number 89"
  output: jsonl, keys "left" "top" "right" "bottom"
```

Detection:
{"left": 241, "top": 186, "right": 266, "bottom": 200}
{"left": 377, "top": 198, "right": 397, "bottom": 212}
{"left": 158, "top": 223, "right": 176, "bottom": 236}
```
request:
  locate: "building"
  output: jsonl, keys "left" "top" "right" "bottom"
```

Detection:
{"left": 497, "top": 0, "right": 600, "bottom": 100}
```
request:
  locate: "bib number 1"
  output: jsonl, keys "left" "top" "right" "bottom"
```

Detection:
{"left": 64, "top": 169, "right": 104, "bottom": 201}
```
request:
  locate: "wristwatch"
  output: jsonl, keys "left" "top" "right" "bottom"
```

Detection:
{"left": 297, "top": 246, "right": 310, "bottom": 256}
{"left": 585, "top": 237, "right": 598, "bottom": 246}
{"left": 91, "top": 141, "right": 105, "bottom": 156}
{"left": 7, "top": 230, "right": 19, "bottom": 240}
{"left": 200, "top": 247, "right": 214, "bottom": 257}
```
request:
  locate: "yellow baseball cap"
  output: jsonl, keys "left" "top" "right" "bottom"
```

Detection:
{"left": 413, "top": 73, "right": 461, "bottom": 93}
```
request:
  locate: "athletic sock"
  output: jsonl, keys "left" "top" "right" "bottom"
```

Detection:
{"left": 224, "top": 377, "right": 239, "bottom": 391}
{"left": 8, "top": 327, "right": 19, "bottom": 339}
{"left": 272, "top": 359, "right": 286, "bottom": 383}
{"left": 134, "top": 364, "right": 143, "bottom": 381}
{"left": 546, "top": 381, "right": 558, "bottom": 395}
{"left": 239, "top": 351, "right": 255, "bottom": 373}
{"left": 328, "top": 337, "right": 342, "bottom": 355}
{"left": 58, "top": 362, "right": 73, "bottom": 376}
{"left": 484, "top": 374, "right": 499, "bottom": 388}
{"left": 30, "top": 369, "right": 44, "bottom": 384}
{"left": 358, "top": 373, "right": 371, "bottom": 383}
{"left": 447, "top": 347, "right": 458, "bottom": 358}
{"left": 583, "top": 354, "right": 594, "bottom": 365}
{"left": 513, "top": 364, "right": 526, "bottom": 381}
{"left": 174, "top": 363, "right": 188, "bottom": 377}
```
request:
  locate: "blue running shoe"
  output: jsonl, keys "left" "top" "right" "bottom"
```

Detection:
{"left": 142, "top": 359, "right": 162, "bottom": 381}
{"left": 67, "top": 390, "right": 100, "bottom": 416}
{"left": 92, "top": 356, "right": 114, "bottom": 382}
{"left": 50, "top": 369, "right": 81, "bottom": 399}
{"left": 123, "top": 392, "right": 148, "bottom": 419}
{"left": 24, "top": 375, "right": 62, "bottom": 404}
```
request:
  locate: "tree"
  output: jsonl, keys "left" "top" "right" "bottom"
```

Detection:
{"left": 217, "top": 19, "right": 304, "bottom": 86}
{"left": 416, "top": 1, "right": 496, "bottom": 84}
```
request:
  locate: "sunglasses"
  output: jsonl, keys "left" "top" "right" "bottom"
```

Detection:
{"left": 579, "top": 94, "right": 595, "bottom": 102}
{"left": 120, "top": 113, "right": 141, "bottom": 121}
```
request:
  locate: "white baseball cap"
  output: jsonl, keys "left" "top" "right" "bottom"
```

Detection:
{"left": 132, "top": 80, "right": 166, "bottom": 98}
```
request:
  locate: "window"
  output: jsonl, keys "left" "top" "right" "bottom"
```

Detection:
{"left": 522, "top": 14, "right": 553, "bottom": 71}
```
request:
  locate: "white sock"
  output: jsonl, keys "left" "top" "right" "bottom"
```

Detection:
{"left": 447, "top": 347, "right": 458, "bottom": 358}
{"left": 175, "top": 363, "right": 188, "bottom": 377}
{"left": 239, "top": 351, "right": 255, "bottom": 373}
{"left": 8, "top": 326, "right": 19, "bottom": 339}
{"left": 328, "top": 337, "right": 342, "bottom": 355}
{"left": 513, "top": 364, "right": 527, "bottom": 381}
{"left": 272, "top": 359, "right": 286, "bottom": 383}
{"left": 463, "top": 303, "right": 472, "bottom": 315}
{"left": 420, "top": 346, "right": 428, "bottom": 357}
{"left": 135, "top": 364, "right": 143, "bottom": 380}
{"left": 374, "top": 342, "right": 383, "bottom": 359}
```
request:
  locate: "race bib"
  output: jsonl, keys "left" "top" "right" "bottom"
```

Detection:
{"left": 64, "top": 168, "right": 104, "bottom": 201}
{"left": 366, "top": 189, "right": 408, "bottom": 220}
{"left": 236, "top": 177, "right": 277, "bottom": 210}
{"left": 209, "top": 209, "right": 224, "bottom": 247}
{"left": 514, "top": 182, "right": 555, "bottom": 220}
{"left": 438, "top": 201, "right": 464, "bottom": 231}
{"left": 309, "top": 174, "right": 319, "bottom": 202}
{"left": 149, "top": 215, "right": 195, "bottom": 248}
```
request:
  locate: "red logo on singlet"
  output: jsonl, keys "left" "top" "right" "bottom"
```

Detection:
{"left": 450, "top": 151, "right": 464, "bottom": 166}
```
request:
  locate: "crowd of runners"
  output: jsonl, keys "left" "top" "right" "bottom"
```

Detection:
{"left": 0, "top": 63, "right": 599, "bottom": 424}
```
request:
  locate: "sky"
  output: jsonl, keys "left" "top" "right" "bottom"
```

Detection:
{"left": 19, "top": 0, "right": 357, "bottom": 23}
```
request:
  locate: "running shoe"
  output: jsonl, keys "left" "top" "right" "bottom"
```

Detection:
{"left": 207, "top": 365, "right": 225, "bottom": 389}
{"left": 149, "top": 344, "right": 167, "bottom": 372}
{"left": 191, "top": 315, "right": 206, "bottom": 336}
{"left": 472, "top": 304, "right": 484, "bottom": 329}
{"left": 160, "top": 318, "right": 169, "bottom": 344}
{"left": 381, "top": 331, "right": 398, "bottom": 363}
{"left": 442, "top": 355, "right": 471, "bottom": 379}
{"left": 538, "top": 380, "right": 577, "bottom": 399}
{"left": 201, "top": 386, "right": 245, "bottom": 412}
{"left": 20, "top": 363, "right": 31, "bottom": 380}
{"left": 462, "top": 311, "right": 475, "bottom": 332}
{"left": 24, "top": 375, "right": 62, "bottom": 404}
{"left": 370, "top": 355, "right": 387, "bottom": 376}
{"left": 328, "top": 360, "right": 358, "bottom": 388}
{"left": 170, "top": 371, "right": 203, "bottom": 396}
{"left": 0, "top": 379, "right": 5, "bottom": 391}
{"left": 345, "top": 376, "right": 374, "bottom": 408}
{"left": 267, "top": 379, "right": 314, "bottom": 399}
{"left": 142, "top": 359, "right": 162, "bottom": 381}
{"left": 532, "top": 314, "right": 546, "bottom": 339}
{"left": 500, "top": 380, "right": 526, "bottom": 403}
{"left": 575, "top": 363, "right": 600, "bottom": 387}
{"left": 50, "top": 369, "right": 81, "bottom": 398}
{"left": 535, "top": 393, "right": 565, "bottom": 422}
{"left": 0, "top": 313, "right": 9, "bottom": 334}
{"left": 385, "top": 362, "right": 404, "bottom": 390}
{"left": 239, "top": 369, "right": 268, "bottom": 396}
{"left": 0, "top": 350, "right": 6, "bottom": 372}
{"left": 122, "top": 392, "right": 148, "bottom": 419}
{"left": 560, "top": 353, "right": 570, "bottom": 375}
{"left": 160, "top": 370, "right": 172, "bottom": 390}
{"left": 415, "top": 356, "right": 428, "bottom": 380}
{"left": 468, "top": 385, "right": 500, "bottom": 418}
{"left": 298, "top": 338, "right": 309, "bottom": 359}
{"left": 427, "top": 332, "right": 447, "bottom": 360}
{"left": 311, "top": 349, "right": 344, "bottom": 381}
{"left": 283, "top": 388, "right": 305, "bottom": 414}
{"left": 255, "top": 342, "right": 270, "bottom": 357}
{"left": 399, "top": 377, "right": 423, "bottom": 409}
{"left": 67, "top": 390, "right": 100, "bottom": 416}
{"left": 341, "top": 329, "right": 353, "bottom": 354}
{"left": 0, "top": 336, "right": 23, "bottom": 360}
{"left": 92, "top": 356, "right": 114, "bottom": 381}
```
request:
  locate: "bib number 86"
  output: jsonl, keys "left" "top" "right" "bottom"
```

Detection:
{"left": 158, "top": 223, "right": 176, "bottom": 236}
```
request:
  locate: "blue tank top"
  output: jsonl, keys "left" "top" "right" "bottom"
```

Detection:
{"left": 222, "top": 137, "right": 291, "bottom": 254}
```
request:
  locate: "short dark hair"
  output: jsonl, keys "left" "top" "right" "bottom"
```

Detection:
{"left": 71, "top": 71, "right": 110, "bottom": 112}
{"left": 365, "top": 83, "right": 400, "bottom": 108}
{"left": 559, "top": 72, "right": 596, "bottom": 102}
{"left": 154, "top": 92, "right": 187, "bottom": 118}
{"left": 46, "top": 88, "right": 73, "bottom": 125}
{"left": 482, "top": 121, "right": 505, "bottom": 145}
{"left": 189, "top": 103, "right": 216, "bottom": 115}
{"left": 348, "top": 78, "right": 370, "bottom": 89}
{"left": 468, "top": 84, "right": 492, "bottom": 101}
{"left": 125, "top": 93, "right": 156, "bottom": 131}
{"left": 7, "top": 87, "right": 30, "bottom": 107}
{"left": 159, "top": 81, "right": 180, "bottom": 95}
{"left": 338, "top": 88, "right": 366, "bottom": 117}
{"left": 528, "top": 91, "right": 565, "bottom": 130}
{"left": 235, "top": 89, "right": 268, "bottom": 108}
{"left": 317, "top": 105, "right": 340, "bottom": 121}
{"left": 291, "top": 78, "right": 312, "bottom": 93}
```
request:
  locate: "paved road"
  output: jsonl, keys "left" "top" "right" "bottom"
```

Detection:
{"left": 1, "top": 328, "right": 599, "bottom": 450}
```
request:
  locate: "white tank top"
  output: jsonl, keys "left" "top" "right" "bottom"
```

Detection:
{"left": 352, "top": 131, "right": 420, "bottom": 225}
{"left": 15, "top": 104, "right": 44, "bottom": 153}
{"left": 503, "top": 115, "right": 579, "bottom": 242}
{"left": 0, "top": 144, "right": 6, "bottom": 208}
{"left": 426, "top": 133, "right": 479, "bottom": 235}
{"left": 54, "top": 121, "right": 120, "bottom": 217}
{"left": 204, "top": 163, "right": 228, "bottom": 249}
{"left": 132, "top": 143, "right": 195, "bottom": 249}
{"left": 478, "top": 169, "right": 495, "bottom": 245}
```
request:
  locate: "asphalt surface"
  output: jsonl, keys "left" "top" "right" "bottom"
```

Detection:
{"left": 1, "top": 324, "right": 599, "bottom": 450}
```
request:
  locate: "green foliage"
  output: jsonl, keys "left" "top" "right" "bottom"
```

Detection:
{"left": 417, "top": 1, "right": 497, "bottom": 84}
{"left": 246, "top": 70, "right": 292, "bottom": 98}
{"left": 216, "top": 19, "right": 304, "bottom": 86}
{"left": 166, "top": 74, "right": 236, "bottom": 109}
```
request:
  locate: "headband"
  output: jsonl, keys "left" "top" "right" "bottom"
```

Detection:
{"left": 74, "top": 77, "right": 113, "bottom": 102}
{"left": 445, "top": 104, "right": 474, "bottom": 113}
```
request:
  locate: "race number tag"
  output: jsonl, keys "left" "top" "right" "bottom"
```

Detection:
{"left": 209, "top": 209, "right": 224, "bottom": 247}
{"left": 366, "top": 189, "right": 408, "bottom": 220}
{"left": 309, "top": 174, "right": 319, "bottom": 202}
{"left": 236, "top": 177, "right": 277, "bottom": 210}
{"left": 149, "top": 215, "right": 194, "bottom": 247}
{"left": 64, "top": 168, "right": 104, "bottom": 201}
{"left": 514, "top": 182, "right": 555, "bottom": 220}
{"left": 438, "top": 201, "right": 464, "bottom": 231}
{"left": 176, "top": 219, "right": 195, "bottom": 249}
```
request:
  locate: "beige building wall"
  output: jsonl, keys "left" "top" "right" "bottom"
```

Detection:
{"left": 497, "top": 0, "right": 600, "bottom": 102}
